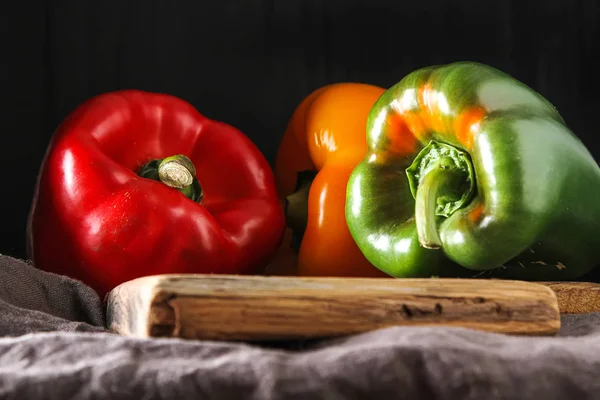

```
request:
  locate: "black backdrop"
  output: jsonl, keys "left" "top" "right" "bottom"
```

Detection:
{"left": 3, "top": 0, "right": 600, "bottom": 260}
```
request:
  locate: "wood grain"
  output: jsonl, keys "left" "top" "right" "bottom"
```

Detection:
{"left": 105, "top": 274, "right": 561, "bottom": 341}
{"left": 540, "top": 281, "right": 600, "bottom": 314}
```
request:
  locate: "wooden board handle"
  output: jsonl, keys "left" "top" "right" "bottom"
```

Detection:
{"left": 106, "top": 275, "right": 561, "bottom": 341}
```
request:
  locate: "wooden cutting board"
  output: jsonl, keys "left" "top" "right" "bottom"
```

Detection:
{"left": 104, "top": 274, "right": 599, "bottom": 341}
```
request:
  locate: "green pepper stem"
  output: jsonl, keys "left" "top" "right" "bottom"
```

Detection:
{"left": 414, "top": 167, "right": 456, "bottom": 249}
{"left": 407, "top": 140, "right": 477, "bottom": 250}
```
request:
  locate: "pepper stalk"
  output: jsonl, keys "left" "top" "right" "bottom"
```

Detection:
{"left": 137, "top": 154, "right": 204, "bottom": 203}
{"left": 406, "top": 140, "right": 477, "bottom": 250}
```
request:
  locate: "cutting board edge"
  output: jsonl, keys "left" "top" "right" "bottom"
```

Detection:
{"left": 105, "top": 273, "right": 564, "bottom": 341}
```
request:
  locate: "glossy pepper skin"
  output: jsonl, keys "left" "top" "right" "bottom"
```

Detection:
{"left": 270, "top": 83, "right": 389, "bottom": 277}
{"left": 346, "top": 62, "right": 600, "bottom": 281}
{"left": 28, "top": 90, "right": 286, "bottom": 297}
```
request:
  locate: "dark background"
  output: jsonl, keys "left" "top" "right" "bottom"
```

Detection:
{"left": 3, "top": 0, "right": 599, "bottom": 260}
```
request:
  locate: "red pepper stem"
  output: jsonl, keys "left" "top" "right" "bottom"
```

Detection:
{"left": 137, "top": 155, "right": 203, "bottom": 203}
{"left": 158, "top": 155, "right": 196, "bottom": 189}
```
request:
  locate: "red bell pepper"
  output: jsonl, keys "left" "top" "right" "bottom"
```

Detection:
{"left": 27, "top": 90, "right": 286, "bottom": 297}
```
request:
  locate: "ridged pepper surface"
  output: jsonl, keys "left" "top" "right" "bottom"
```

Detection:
{"left": 346, "top": 62, "right": 600, "bottom": 280}
{"left": 28, "top": 90, "right": 286, "bottom": 297}
{"left": 271, "top": 83, "right": 389, "bottom": 277}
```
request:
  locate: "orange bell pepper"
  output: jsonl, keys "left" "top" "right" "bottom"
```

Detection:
{"left": 269, "top": 83, "right": 388, "bottom": 277}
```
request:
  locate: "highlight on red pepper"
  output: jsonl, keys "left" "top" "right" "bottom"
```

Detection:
{"left": 346, "top": 61, "right": 600, "bottom": 281}
{"left": 265, "top": 83, "right": 390, "bottom": 278}
{"left": 27, "top": 90, "right": 286, "bottom": 297}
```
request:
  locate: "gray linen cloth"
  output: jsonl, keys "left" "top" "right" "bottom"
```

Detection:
{"left": 1, "top": 254, "right": 600, "bottom": 400}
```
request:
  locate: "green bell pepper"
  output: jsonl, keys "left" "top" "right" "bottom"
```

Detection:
{"left": 346, "top": 61, "right": 600, "bottom": 281}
